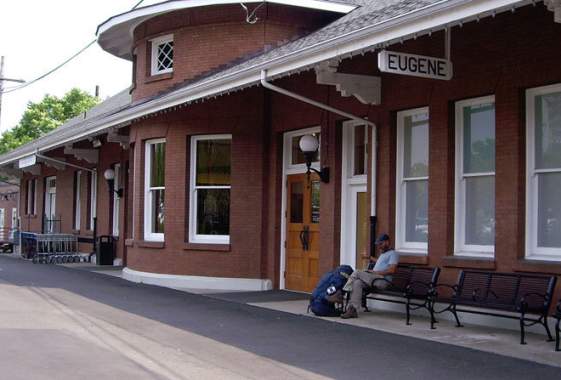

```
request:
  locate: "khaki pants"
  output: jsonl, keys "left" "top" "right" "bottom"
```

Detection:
{"left": 346, "top": 270, "right": 389, "bottom": 310}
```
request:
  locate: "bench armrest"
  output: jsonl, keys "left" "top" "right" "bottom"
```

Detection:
{"left": 405, "top": 281, "right": 433, "bottom": 297}
{"left": 518, "top": 292, "right": 550, "bottom": 312}
{"left": 431, "top": 283, "right": 459, "bottom": 299}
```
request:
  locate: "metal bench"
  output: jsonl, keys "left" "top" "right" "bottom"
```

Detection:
{"left": 432, "top": 270, "right": 557, "bottom": 345}
{"left": 555, "top": 301, "right": 561, "bottom": 351}
{"left": 359, "top": 265, "right": 441, "bottom": 328}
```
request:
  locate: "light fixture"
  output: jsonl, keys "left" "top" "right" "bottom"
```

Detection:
{"left": 92, "top": 138, "right": 102, "bottom": 148}
{"left": 299, "top": 134, "right": 330, "bottom": 183}
{"left": 103, "top": 168, "right": 123, "bottom": 198}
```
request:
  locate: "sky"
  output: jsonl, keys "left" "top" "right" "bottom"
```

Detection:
{"left": 0, "top": 0, "right": 164, "bottom": 133}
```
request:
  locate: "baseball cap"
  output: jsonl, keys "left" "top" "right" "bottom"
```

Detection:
{"left": 375, "top": 233, "right": 390, "bottom": 245}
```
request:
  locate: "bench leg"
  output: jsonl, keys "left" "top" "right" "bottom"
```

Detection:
{"left": 543, "top": 316, "right": 554, "bottom": 342}
{"left": 361, "top": 291, "right": 370, "bottom": 312}
{"left": 555, "top": 318, "right": 561, "bottom": 351}
{"left": 405, "top": 298, "right": 412, "bottom": 326}
{"left": 520, "top": 313, "right": 527, "bottom": 345}
{"left": 428, "top": 300, "right": 437, "bottom": 330}
{"left": 451, "top": 304, "right": 463, "bottom": 327}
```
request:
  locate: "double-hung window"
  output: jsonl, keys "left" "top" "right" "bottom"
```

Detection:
{"left": 189, "top": 135, "right": 231, "bottom": 244}
{"left": 526, "top": 83, "right": 561, "bottom": 260}
{"left": 87, "top": 171, "right": 97, "bottom": 231}
{"left": 144, "top": 139, "right": 166, "bottom": 241}
{"left": 150, "top": 34, "right": 174, "bottom": 76}
{"left": 454, "top": 96, "right": 496, "bottom": 257}
{"left": 73, "top": 171, "right": 81, "bottom": 231}
{"left": 112, "top": 164, "right": 121, "bottom": 237}
{"left": 396, "top": 108, "right": 429, "bottom": 254}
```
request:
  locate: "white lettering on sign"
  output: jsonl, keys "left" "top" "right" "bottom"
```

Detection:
{"left": 18, "top": 155, "right": 37, "bottom": 169}
{"left": 378, "top": 50, "right": 453, "bottom": 81}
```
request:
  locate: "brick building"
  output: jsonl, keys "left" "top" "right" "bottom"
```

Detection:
{"left": 0, "top": 183, "right": 18, "bottom": 244}
{"left": 0, "top": 0, "right": 560, "bottom": 300}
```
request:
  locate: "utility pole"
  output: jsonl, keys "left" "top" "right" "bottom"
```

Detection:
{"left": 0, "top": 56, "right": 26, "bottom": 130}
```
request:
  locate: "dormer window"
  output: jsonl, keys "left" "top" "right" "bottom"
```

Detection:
{"left": 150, "top": 34, "right": 174, "bottom": 76}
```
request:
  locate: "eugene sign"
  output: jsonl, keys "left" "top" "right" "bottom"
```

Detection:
{"left": 378, "top": 50, "right": 453, "bottom": 81}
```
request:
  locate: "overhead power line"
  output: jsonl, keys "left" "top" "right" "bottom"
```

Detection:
{"left": 0, "top": 0, "right": 146, "bottom": 95}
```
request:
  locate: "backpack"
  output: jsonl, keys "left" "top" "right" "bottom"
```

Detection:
{"left": 308, "top": 265, "right": 354, "bottom": 317}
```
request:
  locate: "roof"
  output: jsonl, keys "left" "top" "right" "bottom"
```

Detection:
{"left": 97, "top": 0, "right": 360, "bottom": 60}
{"left": 0, "top": 0, "right": 526, "bottom": 167}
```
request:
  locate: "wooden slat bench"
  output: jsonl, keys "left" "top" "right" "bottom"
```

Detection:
{"left": 357, "top": 265, "right": 441, "bottom": 328}
{"left": 432, "top": 270, "right": 557, "bottom": 345}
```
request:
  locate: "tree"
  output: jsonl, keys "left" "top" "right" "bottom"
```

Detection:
{"left": 0, "top": 88, "right": 99, "bottom": 154}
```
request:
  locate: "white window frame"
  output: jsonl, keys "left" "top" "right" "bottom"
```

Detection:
{"left": 283, "top": 126, "right": 321, "bottom": 175}
{"left": 74, "top": 171, "right": 81, "bottom": 231}
{"left": 454, "top": 95, "right": 496, "bottom": 257}
{"left": 27, "top": 179, "right": 37, "bottom": 215}
{"left": 89, "top": 171, "right": 97, "bottom": 231}
{"left": 189, "top": 134, "right": 232, "bottom": 244}
{"left": 526, "top": 83, "right": 561, "bottom": 261}
{"left": 144, "top": 138, "right": 166, "bottom": 242}
{"left": 150, "top": 34, "right": 174, "bottom": 76}
{"left": 113, "top": 164, "right": 120, "bottom": 237}
{"left": 340, "top": 121, "right": 370, "bottom": 267}
{"left": 395, "top": 107, "right": 430, "bottom": 255}
{"left": 11, "top": 207, "right": 17, "bottom": 229}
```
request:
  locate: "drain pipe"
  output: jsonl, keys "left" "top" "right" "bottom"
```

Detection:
{"left": 260, "top": 70, "right": 375, "bottom": 128}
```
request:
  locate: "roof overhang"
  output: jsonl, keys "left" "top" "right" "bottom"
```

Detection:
{"left": 97, "top": 0, "right": 357, "bottom": 60}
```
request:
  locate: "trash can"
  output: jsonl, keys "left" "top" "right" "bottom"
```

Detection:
{"left": 97, "top": 235, "right": 115, "bottom": 266}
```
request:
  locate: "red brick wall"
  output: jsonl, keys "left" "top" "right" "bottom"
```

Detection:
{"left": 131, "top": 4, "right": 338, "bottom": 101}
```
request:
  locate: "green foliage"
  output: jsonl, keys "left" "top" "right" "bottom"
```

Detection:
{"left": 0, "top": 88, "right": 99, "bottom": 154}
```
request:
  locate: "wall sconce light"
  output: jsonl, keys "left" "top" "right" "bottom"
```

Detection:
{"left": 103, "top": 168, "right": 123, "bottom": 198}
{"left": 299, "top": 134, "right": 330, "bottom": 183}
{"left": 92, "top": 138, "right": 102, "bottom": 148}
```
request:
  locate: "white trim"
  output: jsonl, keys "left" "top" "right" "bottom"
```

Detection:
{"left": 189, "top": 134, "right": 232, "bottom": 244}
{"left": 454, "top": 95, "right": 496, "bottom": 257}
{"left": 280, "top": 126, "right": 320, "bottom": 289}
{"left": 74, "top": 171, "right": 82, "bottom": 231}
{"left": 395, "top": 107, "right": 429, "bottom": 255}
{"left": 11, "top": 207, "right": 17, "bottom": 229}
{"left": 44, "top": 176, "right": 57, "bottom": 232}
{"left": 525, "top": 82, "right": 561, "bottom": 261}
{"left": 0, "top": 209, "right": 4, "bottom": 228}
{"left": 113, "top": 164, "right": 121, "bottom": 237}
{"left": 150, "top": 34, "right": 174, "bottom": 76}
{"left": 144, "top": 138, "right": 166, "bottom": 242}
{"left": 89, "top": 171, "right": 97, "bottom": 231}
{"left": 122, "top": 267, "right": 273, "bottom": 291}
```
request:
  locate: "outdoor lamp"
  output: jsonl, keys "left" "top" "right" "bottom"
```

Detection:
{"left": 299, "top": 134, "right": 330, "bottom": 183}
{"left": 103, "top": 168, "right": 123, "bottom": 198}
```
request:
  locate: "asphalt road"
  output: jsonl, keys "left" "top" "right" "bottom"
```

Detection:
{"left": 0, "top": 255, "right": 559, "bottom": 380}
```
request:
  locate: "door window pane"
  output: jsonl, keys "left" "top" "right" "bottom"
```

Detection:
{"left": 354, "top": 126, "right": 367, "bottom": 176}
{"left": 150, "top": 143, "right": 166, "bottom": 187}
{"left": 151, "top": 189, "right": 165, "bottom": 234}
{"left": 311, "top": 181, "right": 320, "bottom": 224}
{"left": 404, "top": 113, "right": 429, "bottom": 178}
{"left": 535, "top": 92, "right": 561, "bottom": 169}
{"left": 290, "top": 182, "right": 304, "bottom": 223}
{"left": 292, "top": 133, "right": 320, "bottom": 165}
{"left": 463, "top": 103, "right": 495, "bottom": 173}
{"left": 465, "top": 176, "right": 495, "bottom": 246}
{"left": 196, "top": 189, "right": 230, "bottom": 236}
{"left": 405, "top": 180, "right": 428, "bottom": 243}
{"left": 537, "top": 172, "right": 561, "bottom": 248}
{"left": 196, "top": 139, "right": 231, "bottom": 186}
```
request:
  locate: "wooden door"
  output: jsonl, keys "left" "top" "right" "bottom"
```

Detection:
{"left": 285, "top": 173, "right": 320, "bottom": 293}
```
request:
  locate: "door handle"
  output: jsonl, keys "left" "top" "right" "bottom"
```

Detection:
{"left": 300, "top": 226, "right": 310, "bottom": 251}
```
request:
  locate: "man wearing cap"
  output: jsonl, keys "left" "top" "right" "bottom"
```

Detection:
{"left": 341, "top": 233, "right": 399, "bottom": 319}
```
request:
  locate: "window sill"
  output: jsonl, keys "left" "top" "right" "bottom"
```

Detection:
{"left": 441, "top": 256, "right": 496, "bottom": 270}
{"left": 125, "top": 239, "right": 134, "bottom": 247}
{"left": 83, "top": 230, "right": 94, "bottom": 237}
{"left": 71, "top": 229, "right": 80, "bottom": 235}
{"left": 136, "top": 240, "right": 165, "bottom": 249}
{"left": 512, "top": 260, "right": 561, "bottom": 275}
{"left": 398, "top": 255, "right": 428, "bottom": 265}
{"left": 24, "top": 214, "right": 37, "bottom": 219}
{"left": 145, "top": 72, "right": 173, "bottom": 83}
{"left": 184, "top": 243, "right": 231, "bottom": 252}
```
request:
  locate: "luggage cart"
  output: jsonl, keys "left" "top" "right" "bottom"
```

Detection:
{"left": 25, "top": 233, "right": 85, "bottom": 264}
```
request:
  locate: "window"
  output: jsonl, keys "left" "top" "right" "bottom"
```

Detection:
{"left": 150, "top": 34, "right": 173, "bottom": 76}
{"left": 11, "top": 207, "right": 17, "bottom": 229}
{"left": 73, "top": 171, "right": 82, "bottom": 230}
{"left": 87, "top": 171, "right": 97, "bottom": 231}
{"left": 112, "top": 164, "right": 120, "bottom": 237}
{"left": 454, "top": 96, "right": 496, "bottom": 257}
{"left": 144, "top": 139, "right": 166, "bottom": 241}
{"left": 26, "top": 179, "right": 37, "bottom": 215}
{"left": 189, "top": 135, "right": 231, "bottom": 244}
{"left": 526, "top": 83, "right": 561, "bottom": 260}
{"left": 396, "top": 108, "right": 429, "bottom": 254}
{"left": 0, "top": 209, "right": 4, "bottom": 228}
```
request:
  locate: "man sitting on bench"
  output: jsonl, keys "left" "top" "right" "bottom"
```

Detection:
{"left": 341, "top": 233, "right": 399, "bottom": 319}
